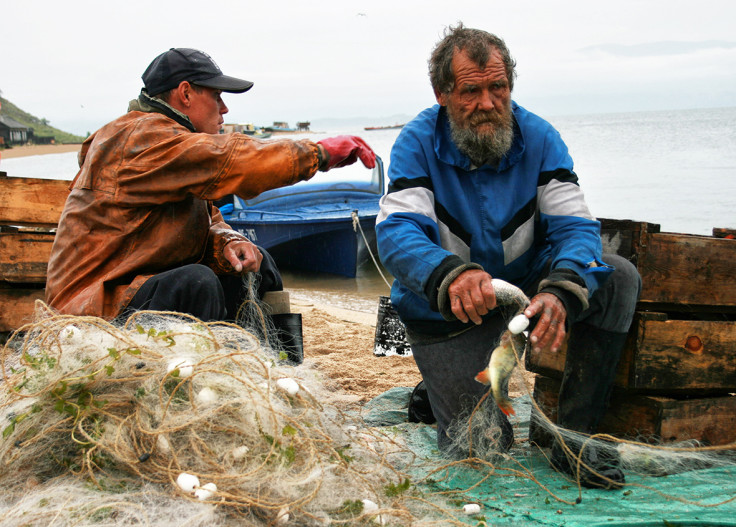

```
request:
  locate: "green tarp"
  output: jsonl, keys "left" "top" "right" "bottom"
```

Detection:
{"left": 362, "top": 388, "right": 736, "bottom": 526}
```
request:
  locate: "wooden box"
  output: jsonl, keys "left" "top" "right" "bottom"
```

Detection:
{"left": 526, "top": 312, "right": 736, "bottom": 394}
{"left": 530, "top": 376, "right": 736, "bottom": 446}
{"left": 599, "top": 218, "right": 736, "bottom": 313}
{"left": 0, "top": 173, "right": 68, "bottom": 333}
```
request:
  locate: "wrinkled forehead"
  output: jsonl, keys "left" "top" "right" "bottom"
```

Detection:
{"left": 451, "top": 48, "right": 508, "bottom": 87}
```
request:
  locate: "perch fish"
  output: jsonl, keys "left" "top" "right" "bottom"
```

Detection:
{"left": 475, "top": 330, "right": 527, "bottom": 416}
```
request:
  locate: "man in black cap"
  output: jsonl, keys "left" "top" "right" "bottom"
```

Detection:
{"left": 46, "top": 48, "right": 376, "bottom": 341}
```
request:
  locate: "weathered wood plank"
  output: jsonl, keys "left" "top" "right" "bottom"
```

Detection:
{"left": 0, "top": 287, "right": 45, "bottom": 332}
{"left": 0, "top": 231, "right": 55, "bottom": 282}
{"left": 0, "top": 174, "right": 69, "bottom": 227}
{"left": 629, "top": 313, "right": 736, "bottom": 391}
{"left": 599, "top": 218, "right": 736, "bottom": 310}
{"left": 525, "top": 312, "right": 736, "bottom": 393}
{"left": 638, "top": 233, "right": 736, "bottom": 308}
{"left": 530, "top": 376, "right": 736, "bottom": 446}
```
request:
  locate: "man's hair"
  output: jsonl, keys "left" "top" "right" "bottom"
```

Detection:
{"left": 153, "top": 82, "right": 205, "bottom": 104}
{"left": 429, "top": 22, "right": 517, "bottom": 94}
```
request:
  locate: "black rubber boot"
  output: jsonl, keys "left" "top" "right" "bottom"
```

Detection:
{"left": 271, "top": 313, "right": 304, "bottom": 365}
{"left": 551, "top": 322, "right": 628, "bottom": 489}
{"left": 407, "top": 380, "right": 436, "bottom": 424}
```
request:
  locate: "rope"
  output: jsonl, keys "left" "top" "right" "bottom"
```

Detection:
{"left": 351, "top": 211, "right": 392, "bottom": 290}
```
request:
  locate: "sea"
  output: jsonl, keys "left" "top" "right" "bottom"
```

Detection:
{"left": 2, "top": 106, "right": 734, "bottom": 312}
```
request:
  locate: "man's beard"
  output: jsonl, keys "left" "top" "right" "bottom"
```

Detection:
{"left": 448, "top": 102, "right": 514, "bottom": 167}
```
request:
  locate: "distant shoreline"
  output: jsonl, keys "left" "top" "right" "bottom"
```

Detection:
{"left": 1, "top": 143, "right": 82, "bottom": 159}
{"left": 0, "top": 130, "right": 318, "bottom": 161}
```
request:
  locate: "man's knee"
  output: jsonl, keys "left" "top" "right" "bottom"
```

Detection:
{"left": 582, "top": 254, "right": 641, "bottom": 331}
{"left": 185, "top": 264, "right": 222, "bottom": 293}
{"left": 603, "top": 253, "right": 642, "bottom": 302}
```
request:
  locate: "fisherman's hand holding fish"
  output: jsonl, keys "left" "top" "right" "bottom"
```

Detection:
{"left": 523, "top": 292, "right": 567, "bottom": 354}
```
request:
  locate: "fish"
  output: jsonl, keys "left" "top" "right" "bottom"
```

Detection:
{"left": 490, "top": 278, "right": 530, "bottom": 310}
{"left": 475, "top": 330, "right": 527, "bottom": 416}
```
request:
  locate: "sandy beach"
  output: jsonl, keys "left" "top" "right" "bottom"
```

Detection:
{"left": 0, "top": 143, "right": 82, "bottom": 160}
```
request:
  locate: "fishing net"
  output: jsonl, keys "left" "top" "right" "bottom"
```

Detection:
{"left": 0, "top": 299, "right": 422, "bottom": 526}
{"left": 1, "top": 293, "right": 736, "bottom": 526}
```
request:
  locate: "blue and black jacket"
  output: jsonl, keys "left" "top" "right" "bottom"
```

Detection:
{"left": 375, "top": 102, "right": 613, "bottom": 335}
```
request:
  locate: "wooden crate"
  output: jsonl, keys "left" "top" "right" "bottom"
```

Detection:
{"left": 0, "top": 173, "right": 68, "bottom": 334}
{"left": 530, "top": 376, "right": 736, "bottom": 446}
{"left": 526, "top": 312, "right": 736, "bottom": 394}
{"left": 0, "top": 228, "right": 56, "bottom": 283}
{"left": 0, "top": 286, "right": 46, "bottom": 332}
{"left": 0, "top": 173, "right": 69, "bottom": 228}
{"left": 600, "top": 218, "right": 736, "bottom": 312}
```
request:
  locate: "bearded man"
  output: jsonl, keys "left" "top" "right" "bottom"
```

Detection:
{"left": 375, "top": 24, "right": 641, "bottom": 489}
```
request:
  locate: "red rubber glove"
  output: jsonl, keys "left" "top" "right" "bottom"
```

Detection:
{"left": 317, "top": 135, "right": 376, "bottom": 170}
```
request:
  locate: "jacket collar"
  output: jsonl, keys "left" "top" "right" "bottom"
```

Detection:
{"left": 128, "top": 89, "right": 197, "bottom": 132}
{"left": 433, "top": 101, "right": 525, "bottom": 172}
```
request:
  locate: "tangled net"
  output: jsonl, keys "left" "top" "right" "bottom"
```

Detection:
{"left": 0, "top": 303, "right": 418, "bottom": 526}
{"left": 2, "top": 296, "right": 736, "bottom": 525}
{"left": 445, "top": 328, "right": 736, "bottom": 508}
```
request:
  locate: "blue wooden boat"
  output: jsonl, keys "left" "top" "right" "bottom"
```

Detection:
{"left": 219, "top": 157, "right": 385, "bottom": 277}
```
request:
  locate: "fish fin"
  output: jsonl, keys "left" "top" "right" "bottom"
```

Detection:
{"left": 474, "top": 369, "right": 490, "bottom": 385}
{"left": 498, "top": 402, "right": 516, "bottom": 417}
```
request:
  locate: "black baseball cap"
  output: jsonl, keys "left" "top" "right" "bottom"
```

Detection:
{"left": 142, "top": 48, "right": 254, "bottom": 96}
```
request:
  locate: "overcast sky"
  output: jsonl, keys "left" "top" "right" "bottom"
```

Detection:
{"left": 2, "top": 0, "right": 735, "bottom": 136}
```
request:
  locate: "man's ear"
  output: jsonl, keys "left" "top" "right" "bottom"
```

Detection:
{"left": 173, "top": 81, "right": 192, "bottom": 107}
{"left": 435, "top": 88, "right": 447, "bottom": 107}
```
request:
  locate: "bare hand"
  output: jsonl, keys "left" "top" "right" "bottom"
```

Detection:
{"left": 223, "top": 239, "right": 263, "bottom": 273}
{"left": 524, "top": 292, "right": 567, "bottom": 353}
{"left": 448, "top": 269, "right": 497, "bottom": 325}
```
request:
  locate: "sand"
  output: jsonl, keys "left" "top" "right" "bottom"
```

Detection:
{"left": 292, "top": 300, "right": 423, "bottom": 402}
{"left": 0, "top": 143, "right": 82, "bottom": 160}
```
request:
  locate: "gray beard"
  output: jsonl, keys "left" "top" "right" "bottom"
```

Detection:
{"left": 449, "top": 114, "right": 514, "bottom": 167}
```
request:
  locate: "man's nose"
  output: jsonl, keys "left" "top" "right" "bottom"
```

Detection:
{"left": 477, "top": 89, "right": 496, "bottom": 111}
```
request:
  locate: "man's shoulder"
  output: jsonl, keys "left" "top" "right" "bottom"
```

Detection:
{"left": 512, "top": 102, "right": 557, "bottom": 133}
{"left": 402, "top": 105, "right": 440, "bottom": 133}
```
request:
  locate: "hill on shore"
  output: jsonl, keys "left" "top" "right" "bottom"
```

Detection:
{"left": 0, "top": 96, "right": 86, "bottom": 144}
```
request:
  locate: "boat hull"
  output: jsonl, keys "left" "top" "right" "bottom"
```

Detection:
{"left": 229, "top": 214, "right": 377, "bottom": 277}
{"left": 221, "top": 157, "right": 385, "bottom": 278}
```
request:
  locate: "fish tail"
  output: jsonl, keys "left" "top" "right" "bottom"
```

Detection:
{"left": 497, "top": 400, "right": 516, "bottom": 416}
{"left": 475, "top": 369, "right": 491, "bottom": 385}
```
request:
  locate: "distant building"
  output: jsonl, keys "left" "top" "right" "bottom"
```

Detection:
{"left": 0, "top": 116, "right": 29, "bottom": 145}
{"left": 222, "top": 123, "right": 248, "bottom": 134}
{"left": 296, "top": 121, "right": 310, "bottom": 131}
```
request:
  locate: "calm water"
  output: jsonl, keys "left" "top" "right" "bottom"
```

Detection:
{"left": 3, "top": 107, "right": 734, "bottom": 311}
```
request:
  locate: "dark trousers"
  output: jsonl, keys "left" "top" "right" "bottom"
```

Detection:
{"left": 408, "top": 254, "right": 641, "bottom": 453}
{"left": 123, "top": 248, "right": 282, "bottom": 323}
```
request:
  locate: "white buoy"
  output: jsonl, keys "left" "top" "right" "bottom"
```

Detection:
{"left": 196, "top": 387, "right": 218, "bottom": 405}
{"left": 231, "top": 445, "right": 250, "bottom": 460}
{"left": 508, "top": 313, "right": 530, "bottom": 335}
{"left": 463, "top": 503, "right": 481, "bottom": 515}
{"left": 276, "top": 506, "right": 290, "bottom": 525}
{"left": 157, "top": 435, "right": 171, "bottom": 455}
{"left": 195, "top": 482, "right": 217, "bottom": 500}
{"left": 176, "top": 472, "right": 200, "bottom": 494}
{"left": 276, "top": 377, "right": 300, "bottom": 396}
{"left": 167, "top": 357, "right": 194, "bottom": 378}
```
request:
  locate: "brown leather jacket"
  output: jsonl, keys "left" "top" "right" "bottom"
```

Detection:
{"left": 46, "top": 94, "right": 320, "bottom": 319}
